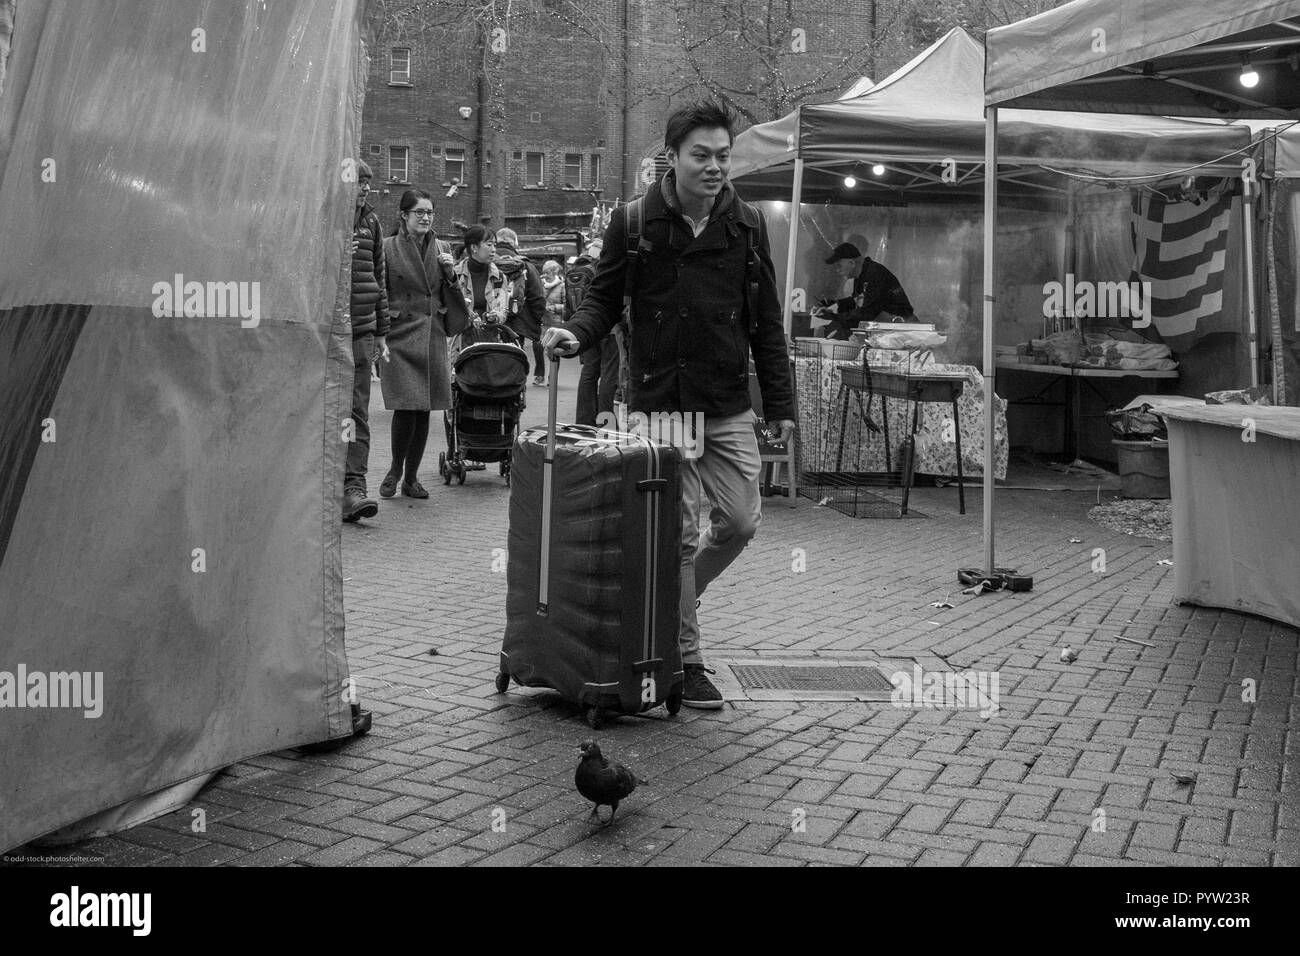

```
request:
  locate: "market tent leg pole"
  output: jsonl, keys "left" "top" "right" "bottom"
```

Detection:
{"left": 1242, "top": 182, "right": 1260, "bottom": 389}
{"left": 1265, "top": 180, "right": 1285, "bottom": 404}
{"left": 782, "top": 155, "right": 805, "bottom": 337}
{"left": 982, "top": 108, "right": 998, "bottom": 575}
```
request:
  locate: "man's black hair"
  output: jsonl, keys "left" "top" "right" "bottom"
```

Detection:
{"left": 664, "top": 100, "right": 737, "bottom": 154}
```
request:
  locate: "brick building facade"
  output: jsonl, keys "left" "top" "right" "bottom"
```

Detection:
{"left": 359, "top": 0, "right": 939, "bottom": 235}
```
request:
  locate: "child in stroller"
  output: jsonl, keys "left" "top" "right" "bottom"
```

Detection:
{"left": 440, "top": 320, "right": 530, "bottom": 485}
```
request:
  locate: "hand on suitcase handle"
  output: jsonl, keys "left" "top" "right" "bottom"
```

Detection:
{"left": 541, "top": 327, "right": 580, "bottom": 358}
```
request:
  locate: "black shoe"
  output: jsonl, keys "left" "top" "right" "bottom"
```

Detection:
{"left": 682, "top": 663, "right": 723, "bottom": 710}
{"left": 343, "top": 488, "right": 378, "bottom": 522}
{"left": 401, "top": 479, "right": 429, "bottom": 499}
{"left": 379, "top": 471, "right": 400, "bottom": 498}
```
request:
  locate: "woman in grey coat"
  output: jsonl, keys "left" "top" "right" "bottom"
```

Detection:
{"left": 379, "top": 190, "right": 470, "bottom": 499}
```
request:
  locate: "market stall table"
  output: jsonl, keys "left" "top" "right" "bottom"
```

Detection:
{"left": 996, "top": 357, "right": 1179, "bottom": 459}
{"left": 1155, "top": 402, "right": 1300, "bottom": 629}
{"left": 835, "top": 365, "right": 970, "bottom": 515}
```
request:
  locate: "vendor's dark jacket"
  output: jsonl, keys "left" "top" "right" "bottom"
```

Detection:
{"left": 832, "top": 257, "right": 914, "bottom": 335}
{"left": 563, "top": 172, "right": 795, "bottom": 423}
{"left": 351, "top": 200, "right": 390, "bottom": 337}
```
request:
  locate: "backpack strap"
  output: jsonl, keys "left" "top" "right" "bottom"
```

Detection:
{"left": 743, "top": 222, "right": 759, "bottom": 336}
{"left": 622, "top": 197, "right": 647, "bottom": 326}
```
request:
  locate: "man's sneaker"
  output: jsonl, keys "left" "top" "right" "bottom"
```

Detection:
{"left": 533, "top": 375, "right": 546, "bottom": 386}
{"left": 343, "top": 488, "right": 378, "bottom": 522}
{"left": 682, "top": 663, "right": 724, "bottom": 710}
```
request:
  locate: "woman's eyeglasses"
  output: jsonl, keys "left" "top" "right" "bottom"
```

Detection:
{"left": 410, "top": 209, "right": 434, "bottom": 218}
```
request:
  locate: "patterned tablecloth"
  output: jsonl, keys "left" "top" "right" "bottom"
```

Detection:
{"left": 794, "top": 351, "right": 1008, "bottom": 479}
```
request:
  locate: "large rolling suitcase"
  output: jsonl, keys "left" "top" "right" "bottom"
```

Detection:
{"left": 496, "top": 357, "right": 684, "bottom": 728}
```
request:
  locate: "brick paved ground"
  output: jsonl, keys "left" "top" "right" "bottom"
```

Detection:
{"left": 12, "top": 361, "right": 1299, "bottom": 866}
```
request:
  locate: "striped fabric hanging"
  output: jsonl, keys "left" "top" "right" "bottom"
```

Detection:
{"left": 1128, "top": 183, "right": 1237, "bottom": 348}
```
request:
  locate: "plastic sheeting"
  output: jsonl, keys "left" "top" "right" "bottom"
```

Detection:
{"left": 756, "top": 198, "right": 1065, "bottom": 366}
{"left": 1161, "top": 405, "right": 1300, "bottom": 628}
{"left": 985, "top": 0, "right": 1300, "bottom": 117}
{"left": 0, "top": 0, "right": 365, "bottom": 852}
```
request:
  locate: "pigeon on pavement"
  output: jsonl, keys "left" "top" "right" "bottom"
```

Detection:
{"left": 575, "top": 740, "right": 646, "bottom": 826}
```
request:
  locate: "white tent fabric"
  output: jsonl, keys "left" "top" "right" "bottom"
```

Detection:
{"left": 837, "top": 76, "right": 873, "bottom": 99}
{"left": 732, "top": 28, "right": 1251, "bottom": 201}
{"left": 985, "top": 0, "right": 1300, "bottom": 117}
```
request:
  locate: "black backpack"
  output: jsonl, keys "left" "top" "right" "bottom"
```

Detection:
{"left": 564, "top": 257, "right": 596, "bottom": 322}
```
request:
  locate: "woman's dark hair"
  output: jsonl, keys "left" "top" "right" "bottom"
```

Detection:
{"left": 663, "top": 100, "right": 736, "bottom": 153}
{"left": 389, "top": 189, "right": 435, "bottom": 236}
{"left": 461, "top": 224, "right": 493, "bottom": 258}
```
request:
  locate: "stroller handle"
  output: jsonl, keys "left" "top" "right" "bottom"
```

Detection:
{"left": 465, "top": 319, "right": 522, "bottom": 345}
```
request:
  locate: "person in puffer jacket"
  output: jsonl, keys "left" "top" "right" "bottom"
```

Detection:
{"left": 343, "top": 160, "right": 391, "bottom": 523}
{"left": 494, "top": 228, "right": 547, "bottom": 383}
{"left": 538, "top": 259, "right": 566, "bottom": 386}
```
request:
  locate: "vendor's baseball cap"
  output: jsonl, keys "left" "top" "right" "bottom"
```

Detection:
{"left": 825, "top": 242, "right": 862, "bottom": 263}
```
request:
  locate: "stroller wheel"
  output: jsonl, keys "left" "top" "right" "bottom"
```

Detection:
{"left": 457, "top": 466, "right": 467, "bottom": 485}
{"left": 440, "top": 452, "right": 452, "bottom": 484}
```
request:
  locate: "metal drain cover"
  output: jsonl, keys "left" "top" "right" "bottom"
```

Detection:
{"left": 730, "top": 664, "right": 895, "bottom": 693}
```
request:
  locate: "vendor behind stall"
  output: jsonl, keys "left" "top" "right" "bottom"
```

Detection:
{"left": 819, "top": 240, "right": 916, "bottom": 339}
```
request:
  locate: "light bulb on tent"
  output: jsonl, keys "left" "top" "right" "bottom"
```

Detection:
{"left": 1241, "top": 55, "right": 1259, "bottom": 88}
{"left": 872, "top": 163, "right": 886, "bottom": 176}
{"left": 843, "top": 175, "right": 857, "bottom": 188}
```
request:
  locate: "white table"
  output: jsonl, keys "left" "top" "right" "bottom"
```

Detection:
{"left": 1155, "top": 403, "right": 1300, "bottom": 628}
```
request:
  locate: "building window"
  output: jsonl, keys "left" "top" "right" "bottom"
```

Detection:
{"left": 525, "top": 152, "right": 545, "bottom": 187}
{"left": 591, "top": 154, "right": 602, "bottom": 190}
{"left": 445, "top": 148, "right": 465, "bottom": 184}
{"left": 529, "top": 112, "right": 541, "bottom": 123}
{"left": 389, "top": 146, "right": 409, "bottom": 183}
{"left": 369, "top": 144, "right": 382, "bottom": 156}
{"left": 390, "top": 48, "right": 411, "bottom": 85}
{"left": 563, "top": 153, "right": 583, "bottom": 188}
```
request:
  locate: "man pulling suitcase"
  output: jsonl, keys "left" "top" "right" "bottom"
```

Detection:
{"left": 543, "top": 100, "right": 796, "bottom": 709}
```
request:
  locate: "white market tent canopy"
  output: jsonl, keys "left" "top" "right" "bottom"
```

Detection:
{"left": 984, "top": 0, "right": 1300, "bottom": 118}
{"left": 978, "top": 0, "right": 1300, "bottom": 573}
{"left": 733, "top": 27, "right": 1250, "bottom": 207}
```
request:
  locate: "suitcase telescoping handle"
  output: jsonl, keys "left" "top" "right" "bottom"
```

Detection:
{"left": 537, "top": 353, "right": 562, "bottom": 616}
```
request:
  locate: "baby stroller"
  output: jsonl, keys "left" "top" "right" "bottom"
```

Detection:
{"left": 440, "top": 322, "right": 530, "bottom": 486}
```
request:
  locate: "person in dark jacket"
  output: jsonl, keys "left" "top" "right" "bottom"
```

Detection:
{"left": 821, "top": 240, "right": 916, "bottom": 339}
{"left": 343, "top": 160, "right": 389, "bottom": 522}
{"left": 380, "top": 189, "right": 470, "bottom": 500}
{"left": 494, "top": 227, "right": 547, "bottom": 383}
{"left": 543, "top": 101, "right": 795, "bottom": 710}
{"left": 570, "top": 239, "right": 620, "bottom": 425}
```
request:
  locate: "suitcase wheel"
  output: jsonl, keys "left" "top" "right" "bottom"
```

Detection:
{"left": 494, "top": 671, "right": 510, "bottom": 694}
{"left": 666, "top": 692, "right": 682, "bottom": 716}
{"left": 584, "top": 706, "right": 605, "bottom": 730}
